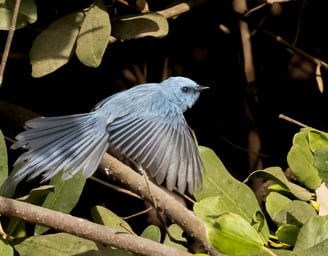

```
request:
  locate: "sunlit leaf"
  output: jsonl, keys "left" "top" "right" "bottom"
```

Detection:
{"left": 30, "top": 11, "right": 84, "bottom": 77}
{"left": 287, "top": 129, "right": 322, "bottom": 190}
{"left": 202, "top": 212, "right": 268, "bottom": 256}
{"left": 308, "top": 129, "right": 328, "bottom": 153}
{"left": 195, "top": 146, "right": 270, "bottom": 241}
{"left": 76, "top": 0, "right": 111, "bottom": 67}
{"left": 111, "top": 12, "right": 168, "bottom": 41}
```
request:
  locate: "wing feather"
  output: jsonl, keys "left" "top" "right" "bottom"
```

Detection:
{"left": 106, "top": 112, "right": 204, "bottom": 194}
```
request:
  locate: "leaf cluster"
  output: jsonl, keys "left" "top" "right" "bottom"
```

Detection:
{"left": 194, "top": 128, "right": 328, "bottom": 256}
{"left": 0, "top": 0, "right": 169, "bottom": 77}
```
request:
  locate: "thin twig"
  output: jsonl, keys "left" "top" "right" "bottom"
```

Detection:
{"left": 278, "top": 114, "right": 309, "bottom": 128}
{"left": 0, "top": 0, "right": 22, "bottom": 87}
{"left": 236, "top": 11, "right": 328, "bottom": 70}
{"left": 89, "top": 176, "right": 142, "bottom": 199}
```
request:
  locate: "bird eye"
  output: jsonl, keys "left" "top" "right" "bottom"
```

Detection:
{"left": 181, "top": 87, "right": 191, "bottom": 93}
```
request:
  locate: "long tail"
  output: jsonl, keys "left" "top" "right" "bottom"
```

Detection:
{"left": 0, "top": 112, "right": 109, "bottom": 197}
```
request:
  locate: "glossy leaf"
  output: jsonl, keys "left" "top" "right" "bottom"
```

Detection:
{"left": 30, "top": 11, "right": 84, "bottom": 77}
{"left": 195, "top": 146, "right": 270, "bottom": 240}
{"left": 111, "top": 12, "right": 168, "bottom": 41}
{"left": 203, "top": 212, "right": 267, "bottom": 256}
{"left": 76, "top": 0, "right": 111, "bottom": 67}
{"left": 287, "top": 129, "right": 322, "bottom": 190}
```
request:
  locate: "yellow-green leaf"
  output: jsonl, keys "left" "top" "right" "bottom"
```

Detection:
{"left": 205, "top": 212, "right": 266, "bottom": 256}
{"left": 111, "top": 12, "right": 168, "bottom": 41}
{"left": 30, "top": 11, "right": 84, "bottom": 77}
{"left": 76, "top": 0, "right": 111, "bottom": 67}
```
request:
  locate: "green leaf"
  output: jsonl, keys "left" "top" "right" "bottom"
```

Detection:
{"left": 34, "top": 170, "right": 86, "bottom": 235}
{"left": 0, "top": 0, "right": 37, "bottom": 30}
{"left": 204, "top": 212, "right": 267, "bottom": 256}
{"left": 287, "top": 129, "right": 322, "bottom": 190}
{"left": 5, "top": 185, "right": 54, "bottom": 237}
{"left": 163, "top": 224, "right": 187, "bottom": 251}
{"left": 314, "top": 147, "right": 328, "bottom": 184}
{"left": 0, "top": 130, "right": 8, "bottom": 187}
{"left": 111, "top": 12, "right": 168, "bottom": 41}
{"left": 96, "top": 244, "right": 132, "bottom": 256}
{"left": 194, "top": 146, "right": 270, "bottom": 241}
{"left": 0, "top": 238, "right": 13, "bottom": 256}
{"left": 294, "top": 215, "right": 328, "bottom": 255}
{"left": 265, "top": 192, "right": 291, "bottom": 225}
{"left": 245, "top": 166, "right": 313, "bottom": 201}
{"left": 140, "top": 225, "right": 161, "bottom": 242}
{"left": 276, "top": 224, "right": 300, "bottom": 246}
{"left": 14, "top": 233, "right": 100, "bottom": 256}
{"left": 308, "top": 129, "right": 328, "bottom": 153}
{"left": 76, "top": 0, "right": 111, "bottom": 67}
{"left": 30, "top": 11, "right": 84, "bottom": 77}
{"left": 90, "top": 205, "right": 133, "bottom": 233}
{"left": 0, "top": 8, "right": 27, "bottom": 30}
{"left": 90, "top": 205, "right": 134, "bottom": 255}
{"left": 17, "top": 185, "right": 54, "bottom": 205}
{"left": 267, "top": 195, "right": 317, "bottom": 227}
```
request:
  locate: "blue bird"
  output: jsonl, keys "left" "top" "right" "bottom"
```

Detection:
{"left": 0, "top": 76, "right": 208, "bottom": 197}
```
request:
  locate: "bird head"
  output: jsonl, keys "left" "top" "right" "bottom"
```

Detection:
{"left": 160, "top": 77, "right": 209, "bottom": 112}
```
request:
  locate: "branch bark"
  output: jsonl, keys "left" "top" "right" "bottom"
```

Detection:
{"left": 0, "top": 196, "right": 191, "bottom": 256}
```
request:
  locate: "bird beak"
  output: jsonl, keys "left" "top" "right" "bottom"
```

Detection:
{"left": 196, "top": 85, "right": 209, "bottom": 92}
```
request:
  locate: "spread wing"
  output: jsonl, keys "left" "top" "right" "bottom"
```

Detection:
{"left": 106, "top": 112, "right": 204, "bottom": 194}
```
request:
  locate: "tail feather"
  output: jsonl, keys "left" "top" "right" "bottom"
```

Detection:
{"left": 0, "top": 112, "right": 109, "bottom": 197}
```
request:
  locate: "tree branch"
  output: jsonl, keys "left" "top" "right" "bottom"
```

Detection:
{"left": 0, "top": 196, "right": 192, "bottom": 256}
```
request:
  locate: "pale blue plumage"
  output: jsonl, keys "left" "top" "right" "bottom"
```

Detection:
{"left": 0, "top": 76, "right": 208, "bottom": 196}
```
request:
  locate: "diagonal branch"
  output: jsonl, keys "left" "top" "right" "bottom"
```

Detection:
{"left": 0, "top": 196, "right": 192, "bottom": 256}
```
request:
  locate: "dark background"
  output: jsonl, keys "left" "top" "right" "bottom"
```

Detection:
{"left": 1, "top": 0, "right": 328, "bottom": 232}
